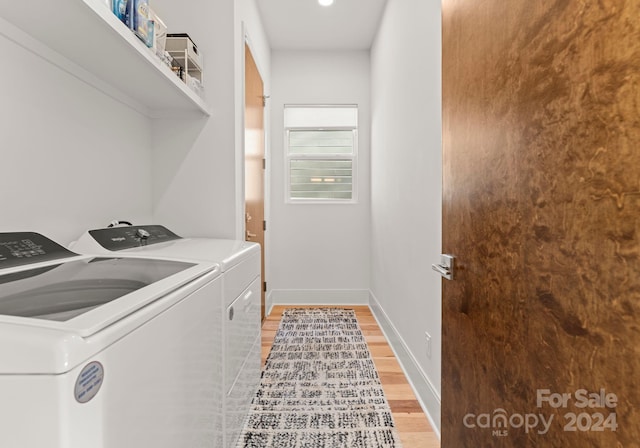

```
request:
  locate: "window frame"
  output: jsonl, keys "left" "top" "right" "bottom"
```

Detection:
{"left": 284, "top": 125, "right": 359, "bottom": 204}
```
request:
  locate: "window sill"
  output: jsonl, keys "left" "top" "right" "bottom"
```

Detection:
{"left": 286, "top": 199, "right": 358, "bottom": 205}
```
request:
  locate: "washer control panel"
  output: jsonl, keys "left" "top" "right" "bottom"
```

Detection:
{"left": 0, "top": 232, "right": 78, "bottom": 269}
{"left": 89, "top": 225, "right": 181, "bottom": 251}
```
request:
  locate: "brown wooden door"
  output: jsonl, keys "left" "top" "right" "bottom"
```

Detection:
{"left": 442, "top": 1, "right": 640, "bottom": 446}
{"left": 244, "top": 43, "right": 266, "bottom": 321}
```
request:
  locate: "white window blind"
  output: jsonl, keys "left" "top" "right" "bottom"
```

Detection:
{"left": 285, "top": 106, "right": 358, "bottom": 203}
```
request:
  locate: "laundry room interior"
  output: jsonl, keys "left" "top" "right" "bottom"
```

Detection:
{"left": 0, "top": 0, "right": 441, "bottom": 445}
{"left": 2, "top": 0, "right": 639, "bottom": 447}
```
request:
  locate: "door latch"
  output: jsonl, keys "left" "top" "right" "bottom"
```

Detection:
{"left": 432, "top": 254, "right": 455, "bottom": 280}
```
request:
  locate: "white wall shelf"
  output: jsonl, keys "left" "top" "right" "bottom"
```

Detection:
{"left": 0, "top": 0, "right": 210, "bottom": 117}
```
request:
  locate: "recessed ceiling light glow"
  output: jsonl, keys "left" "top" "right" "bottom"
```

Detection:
{"left": 318, "top": 0, "right": 334, "bottom": 6}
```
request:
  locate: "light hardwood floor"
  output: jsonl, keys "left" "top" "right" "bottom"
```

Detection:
{"left": 262, "top": 305, "right": 441, "bottom": 448}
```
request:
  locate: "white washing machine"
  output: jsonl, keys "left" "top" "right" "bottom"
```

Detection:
{"left": 0, "top": 231, "right": 224, "bottom": 448}
{"left": 71, "top": 224, "right": 262, "bottom": 448}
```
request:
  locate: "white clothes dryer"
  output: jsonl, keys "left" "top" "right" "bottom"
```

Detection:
{"left": 0, "top": 231, "right": 224, "bottom": 448}
{"left": 71, "top": 224, "right": 261, "bottom": 448}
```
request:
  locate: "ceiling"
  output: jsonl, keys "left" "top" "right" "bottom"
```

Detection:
{"left": 256, "top": 0, "right": 388, "bottom": 50}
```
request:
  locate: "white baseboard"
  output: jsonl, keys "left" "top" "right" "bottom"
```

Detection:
{"left": 270, "top": 289, "right": 369, "bottom": 306}
{"left": 369, "top": 291, "right": 441, "bottom": 438}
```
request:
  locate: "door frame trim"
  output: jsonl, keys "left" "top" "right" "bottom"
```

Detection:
{"left": 239, "top": 22, "right": 269, "bottom": 238}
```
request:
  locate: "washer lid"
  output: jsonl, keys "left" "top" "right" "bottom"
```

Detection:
{"left": 0, "top": 257, "right": 195, "bottom": 322}
{"left": 0, "top": 257, "right": 219, "bottom": 374}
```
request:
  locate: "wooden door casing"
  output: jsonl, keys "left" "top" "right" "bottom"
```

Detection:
{"left": 244, "top": 43, "right": 266, "bottom": 321}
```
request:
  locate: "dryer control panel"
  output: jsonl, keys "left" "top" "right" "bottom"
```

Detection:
{"left": 89, "top": 225, "right": 182, "bottom": 251}
{"left": 0, "top": 232, "right": 78, "bottom": 269}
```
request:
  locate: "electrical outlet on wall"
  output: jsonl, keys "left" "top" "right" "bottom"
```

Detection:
{"left": 425, "top": 331, "right": 432, "bottom": 358}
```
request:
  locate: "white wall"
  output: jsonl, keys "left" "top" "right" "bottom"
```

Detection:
{"left": 0, "top": 0, "right": 271, "bottom": 246}
{"left": 151, "top": 0, "right": 237, "bottom": 239}
{"left": 0, "top": 25, "right": 152, "bottom": 245}
{"left": 370, "top": 0, "right": 442, "bottom": 432}
{"left": 151, "top": 0, "right": 271, "bottom": 240}
{"left": 270, "top": 50, "right": 370, "bottom": 304}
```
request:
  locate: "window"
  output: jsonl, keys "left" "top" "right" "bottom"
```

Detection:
{"left": 284, "top": 106, "right": 358, "bottom": 203}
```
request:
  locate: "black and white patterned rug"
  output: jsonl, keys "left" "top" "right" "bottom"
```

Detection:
{"left": 237, "top": 308, "right": 403, "bottom": 447}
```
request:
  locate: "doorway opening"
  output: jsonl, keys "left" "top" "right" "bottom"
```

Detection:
{"left": 244, "top": 41, "right": 266, "bottom": 321}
